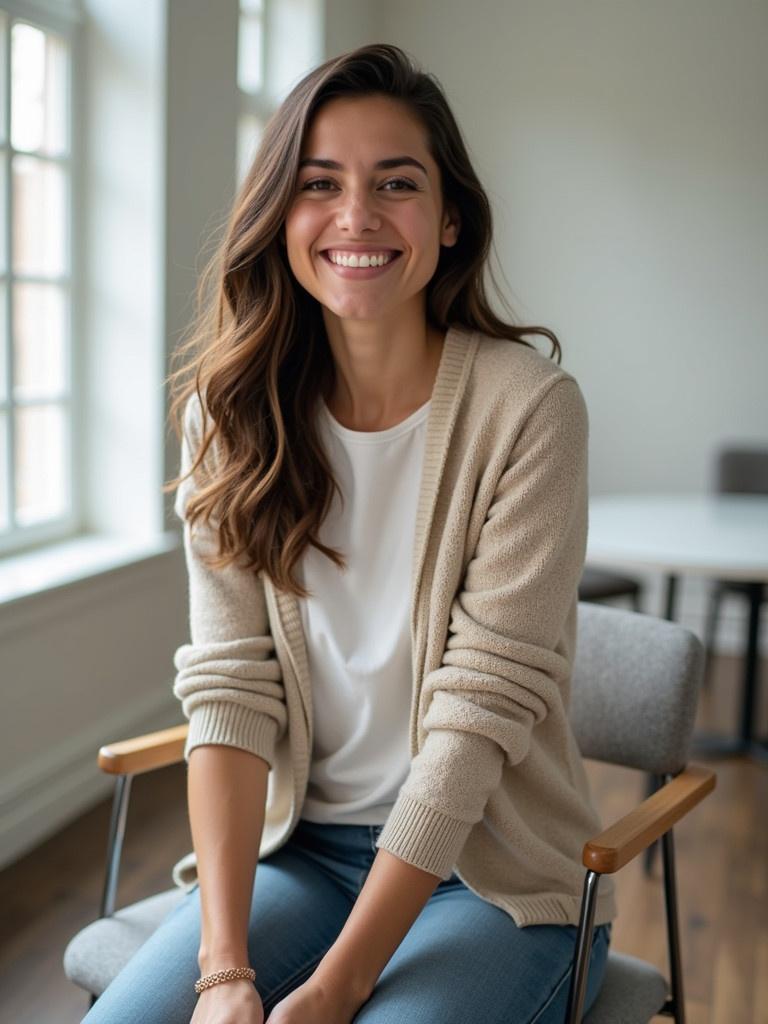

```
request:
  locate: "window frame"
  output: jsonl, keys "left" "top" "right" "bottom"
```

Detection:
{"left": 0, "top": 0, "right": 83, "bottom": 556}
{"left": 236, "top": 0, "right": 273, "bottom": 186}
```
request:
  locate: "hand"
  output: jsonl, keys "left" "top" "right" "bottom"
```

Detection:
{"left": 189, "top": 978, "right": 265, "bottom": 1023}
{"left": 265, "top": 976, "right": 363, "bottom": 1024}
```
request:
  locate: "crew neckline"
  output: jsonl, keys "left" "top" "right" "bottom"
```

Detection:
{"left": 320, "top": 396, "right": 432, "bottom": 444}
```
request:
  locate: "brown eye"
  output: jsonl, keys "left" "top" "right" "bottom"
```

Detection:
{"left": 382, "top": 177, "right": 418, "bottom": 191}
{"left": 300, "top": 178, "right": 335, "bottom": 191}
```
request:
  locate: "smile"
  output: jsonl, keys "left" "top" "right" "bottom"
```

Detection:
{"left": 320, "top": 250, "right": 403, "bottom": 279}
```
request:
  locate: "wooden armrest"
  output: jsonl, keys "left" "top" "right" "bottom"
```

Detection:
{"left": 583, "top": 762, "right": 716, "bottom": 874}
{"left": 98, "top": 724, "right": 188, "bottom": 776}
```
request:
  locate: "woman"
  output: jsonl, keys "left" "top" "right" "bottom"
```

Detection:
{"left": 83, "top": 42, "right": 616, "bottom": 1024}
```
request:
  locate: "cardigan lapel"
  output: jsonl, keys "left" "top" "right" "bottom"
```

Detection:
{"left": 408, "top": 325, "right": 479, "bottom": 680}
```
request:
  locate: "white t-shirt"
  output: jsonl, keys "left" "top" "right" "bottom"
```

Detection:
{"left": 297, "top": 395, "right": 431, "bottom": 825}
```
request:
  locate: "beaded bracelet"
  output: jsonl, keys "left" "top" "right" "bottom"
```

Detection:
{"left": 194, "top": 966, "right": 256, "bottom": 994}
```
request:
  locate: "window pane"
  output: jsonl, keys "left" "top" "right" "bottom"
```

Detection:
{"left": 11, "top": 21, "right": 68, "bottom": 155}
{"left": 0, "top": 156, "right": 6, "bottom": 273}
{"left": 14, "top": 283, "right": 67, "bottom": 399}
{"left": 241, "top": 0, "right": 263, "bottom": 12}
{"left": 12, "top": 155, "right": 67, "bottom": 277}
{"left": 237, "top": 112, "right": 264, "bottom": 185}
{"left": 0, "top": 413, "right": 8, "bottom": 530}
{"left": 238, "top": 13, "right": 263, "bottom": 94}
{"left": 15, "top": 403, "right": 66, "bottom": 525}
{"left": 0, "top": 283, "right": 7, "bottom": 399}
{"left": 0, "top": 13, "right": 7, "bottom": 144}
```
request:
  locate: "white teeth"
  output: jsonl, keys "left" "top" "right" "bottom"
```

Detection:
{"left": 327, "top": 251, "right": 395, "bottom": 268}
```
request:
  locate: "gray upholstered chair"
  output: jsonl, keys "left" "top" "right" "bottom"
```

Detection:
{"left": 64, "top": 602, "right": 715, "bottom": 1023}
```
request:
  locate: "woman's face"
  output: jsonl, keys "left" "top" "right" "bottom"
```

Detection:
{"left": 284, "top": 94, "right": 459, "bottom": 325}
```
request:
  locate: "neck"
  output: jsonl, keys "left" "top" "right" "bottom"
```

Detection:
{"left": 322, "top": 307, "right": 445, "bottom": 432}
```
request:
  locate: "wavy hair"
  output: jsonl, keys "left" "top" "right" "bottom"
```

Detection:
{"left": 163, "top": 42, "right": 563, "bottom": 598}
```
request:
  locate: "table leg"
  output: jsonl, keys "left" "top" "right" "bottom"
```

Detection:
{"left": 741, "top": 583, "right": 760, "bottom": 744}
{"left": 690, "top": 582, "right": 768, "bottom": 763}
{"left": 663, "top": 573, "right": 678, "bottom": 621}
{"left": 743, "top": 586, "right": 768, "bottom": 764}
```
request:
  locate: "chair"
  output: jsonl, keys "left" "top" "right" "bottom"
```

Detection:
{"left": 64, "top": 602, "right": 715, "bottom": 1023}
{"left": 701, "top": 446, "right": 768, "bottom": 698}
{"left": 579, "top": 566, "right": 643, "bottom": 612}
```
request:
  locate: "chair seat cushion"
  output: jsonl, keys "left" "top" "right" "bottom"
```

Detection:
{"left": 65, "top": 892, "right": 670, "bottom": 1020}
{"left": 63, "top": 887, "right": 186, "bottom": 996}
{"left": 584, "top": 950, "right": 669, "bottom": 1024}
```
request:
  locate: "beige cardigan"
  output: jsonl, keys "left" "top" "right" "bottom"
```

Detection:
{"left": 171, "top": 323, "right": 618, "bottom": 928}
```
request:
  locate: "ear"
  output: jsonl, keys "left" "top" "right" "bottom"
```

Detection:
{"left": 440, "top": 200, "right": 460, "bottom": 248}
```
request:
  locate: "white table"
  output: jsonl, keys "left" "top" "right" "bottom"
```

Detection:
{"left": 586, "top": 493, "right": 768, "bottom": 763}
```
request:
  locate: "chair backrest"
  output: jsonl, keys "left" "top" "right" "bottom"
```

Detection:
{"left": 715, "top": 445, "right": 768, "bottom": 495}
{"left": 569, "top": 602, "right": 704, "bottom": 775}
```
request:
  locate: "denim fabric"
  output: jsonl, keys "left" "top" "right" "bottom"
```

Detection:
{"left": 82, "top": 818, "right": 611, "bottom": 1024}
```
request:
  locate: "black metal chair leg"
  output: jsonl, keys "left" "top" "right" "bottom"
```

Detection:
{"left": 643, "top": 773, "right": 661, "bottom": 876}
{"left": 661, "top": 773, "right": 686, "bottom": 1024}
{"left": 84, "top": 773, "right": 133, "bottom": 1010}
{"left": 564, "top": 870, "right": 601, "bottom": 1024}
{"left": 100, "top": 774, "right": 133, "bottom": 918}
{"left": 646, "top": 575, "right": 680, "bottom": 877}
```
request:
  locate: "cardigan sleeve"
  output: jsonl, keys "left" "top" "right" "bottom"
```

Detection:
{"left": 375, "top": 377, "right": 588, "bottom": 878}
{"left": 171, "top": 394, "right": 287, "bottom": 767}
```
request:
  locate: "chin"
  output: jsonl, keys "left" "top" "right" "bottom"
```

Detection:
{"left": 325, "top": 300, "right": 390, "bottom": 320}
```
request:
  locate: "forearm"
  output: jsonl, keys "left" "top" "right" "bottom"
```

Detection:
{"left": 188, "top": 744, "right": 270, "bottom": 973}
{"left": 314, "top": 848, "right": 442, "bottom": 1003}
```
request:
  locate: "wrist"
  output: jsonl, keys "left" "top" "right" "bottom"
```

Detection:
{"left": 197, "top": 948, "right": 251, "bottom": 975}
{"left": 313, "top": 949, "right": 373, "bottom": 1009}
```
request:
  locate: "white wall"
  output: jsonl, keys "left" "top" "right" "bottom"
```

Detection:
{"left": 325, "top": 0, "right": 768, "bottom": 643}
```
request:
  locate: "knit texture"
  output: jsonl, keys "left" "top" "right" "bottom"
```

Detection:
{"left": 171, "top": 324, "right": 618, "bottom": 928}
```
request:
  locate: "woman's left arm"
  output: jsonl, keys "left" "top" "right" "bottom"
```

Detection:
{"left": 266, "top": 850, "right": 440, "bottom": 1022}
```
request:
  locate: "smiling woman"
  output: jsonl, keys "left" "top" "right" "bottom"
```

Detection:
{"left": 79, "top": 42, "right": 614, "bottom": 1024}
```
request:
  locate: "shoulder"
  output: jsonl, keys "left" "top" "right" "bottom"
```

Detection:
{"left": 465, "top": 330, "right": 586, "bottom": 431}
{"left": 181, "top": 389, "right": 221, "bottom": 464}
{"left": 471, "top": 332, "right": 577, "bottom": 395}
{"left": 181, "top": 390, "right": 205, "bottom": 447}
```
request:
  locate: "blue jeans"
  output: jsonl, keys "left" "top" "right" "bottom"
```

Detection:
{"left": 82, "top": 818, "right": 611, "bottom": 1023}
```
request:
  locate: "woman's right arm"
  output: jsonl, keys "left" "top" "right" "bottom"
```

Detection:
{"left": 188, "top": 745, "right": 270, "bottom": 1024}
{"left": 172, "top": 394, "right": 288, "bottom": 1021}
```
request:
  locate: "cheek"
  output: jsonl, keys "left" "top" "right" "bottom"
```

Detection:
{"left": 284, "top": 204, "right": 321, "bottom": 257}
{"left": 401, "top": 205, "right": 442, "bottom": 254}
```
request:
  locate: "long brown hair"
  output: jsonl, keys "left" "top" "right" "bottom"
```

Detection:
{"left": 163, "top": 42, "right": 562, "bottom": 598}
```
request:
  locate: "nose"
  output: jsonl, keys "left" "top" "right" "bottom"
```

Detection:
{"left": 335, "top": 187, "right": 382, "bottom": 234}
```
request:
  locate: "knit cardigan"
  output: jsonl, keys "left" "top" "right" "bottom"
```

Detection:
{"left": 171, "top": 323, "right": 618, "bottom": 929}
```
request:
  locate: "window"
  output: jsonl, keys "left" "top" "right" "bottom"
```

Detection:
{"left": 236, "top": 0, "right": 323, "bottom": 186}
{"left": 0, "top": 0, "right": 80, "bottom": 556}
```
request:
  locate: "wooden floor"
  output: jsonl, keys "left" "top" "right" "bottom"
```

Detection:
{"left": 0, "top": 651, "right": 766, "bottom": 1024}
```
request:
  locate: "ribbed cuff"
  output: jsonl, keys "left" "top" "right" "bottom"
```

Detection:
{"left": 375, "top": 793, "right": 475, "bottom": 879}
{"left": 184, "top": 701, "right": 278, "bottom": 767}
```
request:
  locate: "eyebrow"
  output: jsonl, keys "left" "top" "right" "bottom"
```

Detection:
{"left": 297, "top": 156, "right": 428, "bottom": 175}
